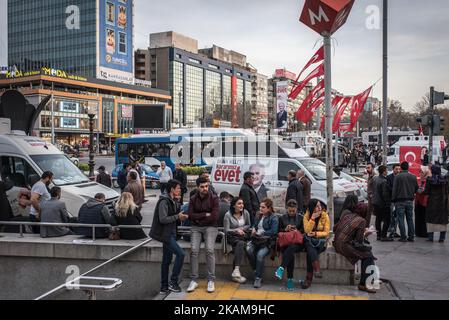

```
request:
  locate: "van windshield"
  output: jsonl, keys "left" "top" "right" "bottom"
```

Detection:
{"left": 30, "top": 154, "right": 89, "bottom": 186}
{"left": 297, "top": 158, "right": 339, "bottom": 181}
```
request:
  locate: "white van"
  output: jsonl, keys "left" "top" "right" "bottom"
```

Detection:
{"left": 0, "top": 130, "right": 119, "bottom": 217}
{"left": 209, "top": 141, "right": 361, "bottom": 220}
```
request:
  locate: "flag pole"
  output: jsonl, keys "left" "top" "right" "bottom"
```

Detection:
{"left": 382, "top": 0, "right": 389, "bottom": 164}
{"left": 324, "top": 33, "right": 334, "bottom": 230}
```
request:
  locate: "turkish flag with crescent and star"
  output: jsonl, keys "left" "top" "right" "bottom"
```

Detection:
{"left": 333, "top": 96, "right": 352, "bottom": 133}
{"left": 319, "top": 95, "right": 344, "bottom": 131}
{"left": 400, "top": 146, "right": 422, "bottom": 178}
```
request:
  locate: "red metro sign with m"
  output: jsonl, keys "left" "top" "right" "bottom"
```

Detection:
{"left": 300, "top": 0, "right": 355, "bottom": 35}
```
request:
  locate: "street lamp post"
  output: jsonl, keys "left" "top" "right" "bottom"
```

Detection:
{"left": 88, "top": 113, "right": 96, "bottom": 179}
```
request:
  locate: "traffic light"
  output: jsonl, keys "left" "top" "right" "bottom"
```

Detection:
{"left": 433, "top": 91, "right": 449, "bottom": 105}
{"left": 433, "top": 115, "right": 445, "bottom": 135}
{"left": 416, "top": 115, "right": 432, "bottom": 127}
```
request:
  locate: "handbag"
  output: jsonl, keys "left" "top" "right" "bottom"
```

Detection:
{"left": 250, "top": 234, "right": 272, "bottom": 248}
{"left": 304, "top": 235, "right": 327, "bottom": 249}
{"left": 108, "top": 228, "right": 120, "bottom": 241}
{"left": 276, "top": 230, "right": 304, "bottom": 249}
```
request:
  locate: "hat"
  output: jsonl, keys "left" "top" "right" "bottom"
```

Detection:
{"left": 98, "top": 166, "right": 106, "bottom": 171}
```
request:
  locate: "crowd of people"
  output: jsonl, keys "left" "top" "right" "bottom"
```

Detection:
{"left": 3, "top": 155, "right": 447, "bottom": 298}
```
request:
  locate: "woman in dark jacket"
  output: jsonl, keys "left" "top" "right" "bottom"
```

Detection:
{"left": 111, "top": 192, "right": 147, "bottom": 240}
{"left": 334, "top": 197, "right": 377, "bottom": 294}
{"left": 275, "top": 199, "right": 305, "bottom": 291}
{"left": 246, "top": 198, "right": 279, "bottom": 289}
{"left": 424, "top": 165, "right": 448, "bottom": 242}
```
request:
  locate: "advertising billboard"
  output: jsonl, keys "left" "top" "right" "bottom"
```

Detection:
{"left": 60, "top": 101, "right": 80, "bottom": 113}
{"left": 98, "top": 0, "right": 134, "bottom": 84}
{"left": 276, "top": 81, "right": 289, "bottom": 130}
{"left": 133, "top": 105, "right": 166, "bottom": 130}
{"left": 61, "top": 118, "right": 80, "bottom": 129}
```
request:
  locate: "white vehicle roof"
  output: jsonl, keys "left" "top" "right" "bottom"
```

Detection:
{"left": 0, "top": 133, "right": 62, "bottom": 156}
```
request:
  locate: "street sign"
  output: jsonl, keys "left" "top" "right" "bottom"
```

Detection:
{"left": 300, "top": 0, "right": 355, "bottom": 35}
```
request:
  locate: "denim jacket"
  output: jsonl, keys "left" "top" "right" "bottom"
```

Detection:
{"left": 254, "top": 213, "right": 279, "bottom": 237}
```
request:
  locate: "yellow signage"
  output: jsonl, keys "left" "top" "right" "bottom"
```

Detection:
{"left": 4, "top": 67, "right": 87, "bottom": 82}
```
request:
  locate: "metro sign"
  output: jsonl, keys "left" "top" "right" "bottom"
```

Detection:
{"left": 300, "top": 0, "right": 355, "bottom": 36}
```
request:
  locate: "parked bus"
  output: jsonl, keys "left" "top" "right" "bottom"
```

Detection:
{"left": 115, "top": 128, "right": 255, "bottom": 170}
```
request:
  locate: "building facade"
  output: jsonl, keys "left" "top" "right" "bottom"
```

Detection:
{"left": 135, "top": 49, "right": 150, "bottom": 81}
{"left": 8, "top": 0, "right": 135, "bottom": 85}
{"left": 252, "top": 73, "right": 269, "bottom": 134}
{"left": 136, "top": 32, "right": 257, "bottom": 129}
{"left": 0, "top": 70, "right": 171, "bottom": 148}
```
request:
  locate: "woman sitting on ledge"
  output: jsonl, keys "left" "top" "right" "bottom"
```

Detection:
{"left": 300, "top": 199, "right": 330, "bottom": 289}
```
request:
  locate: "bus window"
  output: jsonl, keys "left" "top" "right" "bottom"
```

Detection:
{"left": 118, "top": 144, "right": 128, "bottom": 158}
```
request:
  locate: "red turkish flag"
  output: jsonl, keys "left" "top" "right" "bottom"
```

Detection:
{"left": 300, "top": 93, "right": 325, "bottom": 123}
{"left": 319, "top": 95, "right": 344, "bottom": 131}
{"left": 339, "top": 123, "right": 353, "bottom": 133}
{"left": 400, "top": 146, "right": 422, "bottom": 178}
{"left": 289, "top": 63, "right": 324, "bottom": 100}
{"left": 291, "top": 46, "right": 324, "bottom": 95}
{"left": 333, "top": 96, "right": 352, "bottom": 133}
{"left": 296, "top": 80, "right": 324, "bottom": 116}
{"left": 349, "top": 86, "right": 372, "bottom": 131}
{"left": 300, "top": 0, "right": 355, "bottom": 36}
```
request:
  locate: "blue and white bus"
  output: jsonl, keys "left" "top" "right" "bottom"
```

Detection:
{"left": 115, "top": 128, "right": 255, "bottom": 170}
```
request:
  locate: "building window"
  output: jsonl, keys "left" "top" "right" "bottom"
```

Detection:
{"left": 185, "top": 64, "right": 204, "bottom": 126}
{"left": 189, "top": 58, "right": 201, "bottom": 65}
{"left": 205, "top": 70, "right": 222, "bottom": 126}
{"left": 119, "top": 32, "right": 127, "bottom": 54}
{"left": 176, "top": 54, "right": 182, "bottom": 59}
{"left": 209, "top": 64, "right": 219, "bottom": 70}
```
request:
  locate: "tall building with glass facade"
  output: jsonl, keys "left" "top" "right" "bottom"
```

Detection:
{"left": 8, "top": 0, "right": 97, "bottom": 77}
{"left": 138, "top": 32, "right": 255, "bottom": 128}
{"left": 8, "top": 0, "right": 135, "bottom": 84}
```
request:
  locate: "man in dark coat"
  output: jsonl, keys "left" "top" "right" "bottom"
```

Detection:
{"left": 372, "top": 166, "right": 393, "bottom": 241}
{"left": 286, "top": 170, "right": 304, "bottom": 213}
{"left": 366, "top": 163, "right": 376, "bottom": 227}
{"left": 239, "top": 172, "right": 260, "bottom": 226}
{"left": 298, "top": 170, "right": 312, "bottom": 212}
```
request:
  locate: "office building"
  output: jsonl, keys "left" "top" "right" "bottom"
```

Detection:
{"left": 8, "top": 0, "right": 135, "bottom": 85}
{"left": 252, "top": 73, "right": 269, "bottom": 133}
{"left": 136, "top": 31, "right": 256, "bottom": 128}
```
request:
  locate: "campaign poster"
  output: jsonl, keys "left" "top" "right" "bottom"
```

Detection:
{"left": 276, "top": 81, "right": 289, "bottom": 130}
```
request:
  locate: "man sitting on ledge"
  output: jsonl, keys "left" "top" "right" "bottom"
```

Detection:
{"left": 76, "top": 193, "right": 111, "bottom": 239}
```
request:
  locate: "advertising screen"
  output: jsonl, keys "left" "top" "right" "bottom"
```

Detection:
{"left": 276, "top": 81, "right": 289, "bottom": 130}
{"left": 60, "top": 101, "right": 80, "bottom": 113}
{"left": 98, "top": 0, "right": 134, "bottom": 84}
{"left": 133, "top": 105, "right": 165, "bottom": 130}
{"left": 61, "top": 118, "right": 80, "bottom": 129}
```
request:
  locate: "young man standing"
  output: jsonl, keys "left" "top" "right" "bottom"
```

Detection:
{"left": 187, "top": 177, "right": 219, "bottom": 294}
{"left": 150, "top": 180, "right": 189, "bottom": 294}
{"left": 239, "top": 172, "right": 260, "bottom": 226}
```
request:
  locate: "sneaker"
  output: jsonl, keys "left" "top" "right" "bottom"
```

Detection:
{"left": 159, "top": 288, "right": 169, "bottom": 295}
{"left": 286, "top": 279, "right": 295, "bottom": 291}
{"left": 232, "top": 276, "right": 247, "bottom": 284}
{"left": 398, "top": 238, "right": 408, "bottom": 243}
{"left": 232, "top": 268, "right": 242, "bottom": 279}
{"left": 169, "top": 282, "right": 182, "bottom": 293}
{"left": 207, "top": 281, "right": 215, "bottom": 293}
{"left": 275, "top": 267, "right": 285, "bottom": 280}
{"left": 254, "top": 278, "right": 262, "bottom": 289}
{"left": 187, "top": 281, "right": 198, "bottom": 293}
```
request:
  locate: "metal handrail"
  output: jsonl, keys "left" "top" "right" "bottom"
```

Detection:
{"left": 34, "top": 237, "right": 153, "bottom": 300}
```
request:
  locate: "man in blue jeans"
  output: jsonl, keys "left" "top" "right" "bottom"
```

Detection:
{"left": 150, "top": 180, "right": 189, "bottom": 294}
{"left": 392, "top": 162, "right": 419, "bottom": 242}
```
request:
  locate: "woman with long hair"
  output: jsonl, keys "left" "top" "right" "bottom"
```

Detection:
{"left": 245, "top": 198, "right": 279, "bottom": 289}
{"left": 334, "top": 197, "right": 377, "bottom": 294}
{"left": 424, "top": 165, "right": 448, "bottom": 243}
{"left": 300, "top": 199, "right": 330, "bottom": 289}
{"left": 415, "top": 167, "right": 431, "bottom": 238}
{"left": 111, "top": 192, "right": 147, "bottom": 240}
{"left": 223, "top": 197, "right": 251, "bottom": 284}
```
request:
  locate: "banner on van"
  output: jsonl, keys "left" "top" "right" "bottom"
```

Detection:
{"left": 213, "top": 159, "right": 277, "bottom": 200}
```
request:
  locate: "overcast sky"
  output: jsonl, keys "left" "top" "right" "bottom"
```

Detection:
{"left": 1, "top": 0, "right": 449, "bottom": 111}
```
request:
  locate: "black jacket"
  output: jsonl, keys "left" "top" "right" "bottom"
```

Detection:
{"left": 150, "top": 195, "right": 180, "bottom": 243}
{"left": 110, "top": 208, "right": 147, "bottom": 240}
{"left": 278, "top": 213, "right": 304, "bottom": 233}
{"left": 96, "top": 172, "right": 112, "bottom": 188}
{"left": 372, "top": 175, "right": 391, "bottom": 208}
{"left": 392, "top": 171, "right": 419, "bottom": 202}
{"left": 117, "top": 169, "right": 128, "bottom": 190}
{"left": 0, "top": 180, "right": 13, "bottom": 221}
{"left": 239, "top": 183, "right": 260, "bottom": 222}
{"left": 286, "top": 179, "right": 304, "bottom": 211}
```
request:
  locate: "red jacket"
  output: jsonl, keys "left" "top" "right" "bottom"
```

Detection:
{"left": 188, "top": 192, "right": 219, "bottom": 227}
